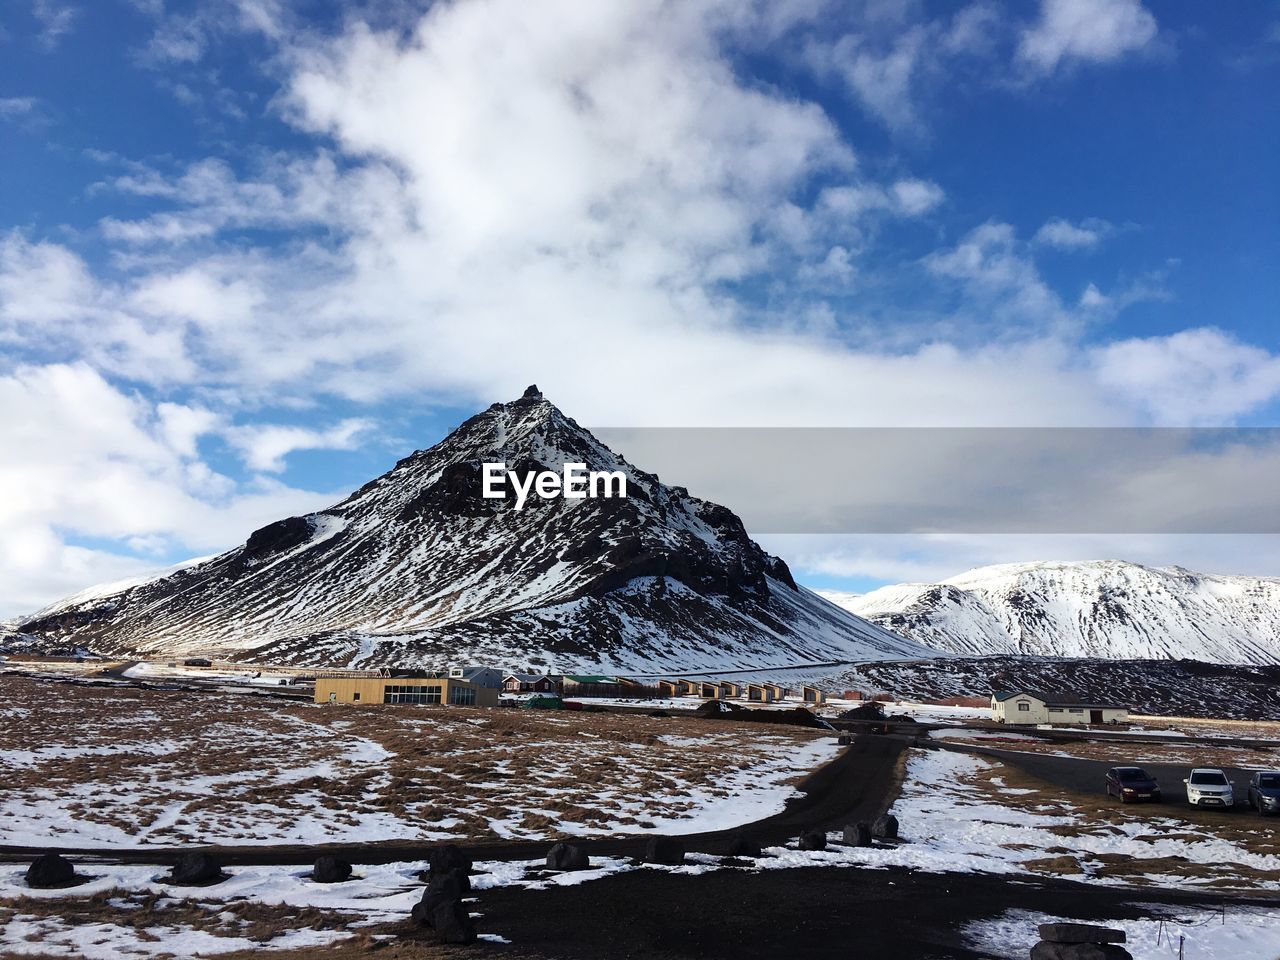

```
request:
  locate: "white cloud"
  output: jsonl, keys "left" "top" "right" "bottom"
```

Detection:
{"left": 32, "top": 0, "right": 77, "bottom": 51}
{"left": 924, "top": 221, "right": 1075, "bottom": 334}
{"left": 1018, "top": 0, "right": 1158, "bottom": 75}
{"left": 227, "top": 418, "right": 374, "bottom": 473}
{"left": 1033, "top": 216, "right": 1109, "bottom": 250}
{"left": 2, "top": 0, "right": 1276, "bottom": 614}
{"left": 1093, "top": 328, "right": 1280, "bottom": 425}
{"left": 0, "top": 97, "right": 37, "bottom": 119}
{"left": 813, "top": 27, "right": 929, "bottom": 134}
{"left": 891, "top": 178, "right": 945, "bottom": 216}
{"left": 0, "top": 363, "right": 341, "bottom": 618}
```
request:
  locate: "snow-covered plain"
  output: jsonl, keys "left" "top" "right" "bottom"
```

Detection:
{"left": 964, "top": 907, "right": 1280, "bottom": 960}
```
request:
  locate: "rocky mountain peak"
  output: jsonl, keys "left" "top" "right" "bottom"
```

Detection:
{"left": 16, "top": 390, "right": 933, "bottom": 670}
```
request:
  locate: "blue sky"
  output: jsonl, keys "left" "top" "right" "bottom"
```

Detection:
{"left": 1, "top": 0, "right": 1278, "bottom": 615}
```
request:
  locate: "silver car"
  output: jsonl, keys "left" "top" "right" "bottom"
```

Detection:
{"left": 1184, "top": 768, "right": 1234, "bottom": 808}
{"left": 1248, "top": 771, "right": 1280, "bottom": 815}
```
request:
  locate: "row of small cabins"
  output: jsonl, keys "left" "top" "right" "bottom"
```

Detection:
{"left": 505, "top": 672, "right": 827, "bottom": 705}
{"left": 314, "top": 664, "right": 830, "bottom": 706}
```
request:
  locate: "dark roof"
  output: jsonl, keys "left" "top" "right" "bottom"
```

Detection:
{"left": 993, "top": 690, "right": 1129, "bottom": 710}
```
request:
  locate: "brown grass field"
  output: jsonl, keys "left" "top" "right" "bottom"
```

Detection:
{"left": 0, "top": 676, "right": 830, "bottom": 847}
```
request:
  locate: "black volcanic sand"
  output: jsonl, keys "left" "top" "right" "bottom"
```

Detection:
{"left": 468, "top": 865, "right": 1273, "bottom": 960}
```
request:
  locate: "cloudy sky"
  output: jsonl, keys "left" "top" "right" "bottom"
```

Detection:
{"left": 1, "top": 0, "right": 1278, "bottom": 617}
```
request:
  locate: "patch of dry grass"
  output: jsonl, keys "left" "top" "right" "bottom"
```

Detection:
{"left": 0, "top": 676, "right": 830, "bottom": 846}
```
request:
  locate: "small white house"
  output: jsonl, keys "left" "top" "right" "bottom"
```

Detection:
{"left": 992, "top": 690, "right": 1129, "bottom": 726}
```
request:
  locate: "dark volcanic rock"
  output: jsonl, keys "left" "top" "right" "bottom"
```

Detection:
{"left": 1039, "top": 924, "right": 1126, "bottom": 944}
{"left": 429, "top": 868, "right": 471, "bottom": 899}
{"left": 1030, "top": 944, "right": 1132, "bottom": 960}
{"left": 25, "top": 853, "right": 76, "bottom": 888}
{"left": 842, "top": 822, "right": 872, "bottom": 847}
{"left": 430, "top": 899, "right": 477, "bottom": 944}
{"left": 725, "top": 835, "right": 763, "bottom": 858}
{"left": 546, "top": 842, "right": 590, "bottom": 871}
{"left": 311, "top": 855, "right": 352, "bottom": 883}
{"left": 428, "top": 844, "right": 472, "bottom": 877}
{"left": 644, "top": 837, "right": 685, "bottom": 865}
{"left": 798, "top": 830, "right": 827, "bottom": 851}
{"left": 872, "top": 814, "right": 899, "bottom": 840}
{"left": 168, "top": 852, "right": 223, "bottom": 885}
{"left": 243, "top": 516, "right": 315, "bottom": 560}
{"left": 411, "top": 867, "right": 472, "bottom": 934}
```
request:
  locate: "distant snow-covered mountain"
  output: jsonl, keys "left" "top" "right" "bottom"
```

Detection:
{"left": 821, "top": 560, "right": 1280, "bottom": 665}
{"left": 14, "top": 387, "right": 934, "bottom": 672}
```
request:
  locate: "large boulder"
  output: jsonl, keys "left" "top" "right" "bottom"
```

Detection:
{"left": 430, "top": 898, "right": 478, "bottom": 945}
{"left": 798, "top": 830, "right": 827, "bottom": 851}
{"left": 546, "top": 842, "right": 590, "bottom": 871}
{"left": 644, "top": 836, "right": 685, "bottom": 865}
{"left": 428, "top": 844, "right": 472, "bottom": 877}
{"left": 25, "top": 853, "right": 76, "bottom": 888}
{"left": 1030, "top": 944, "right": 1132, "bottom": 960}
{"left": 411, "top": 868, "right": 477, "bottom": 944}
{"left": 842, "top": 822, "right": 872, "bottom": 847}
{"left": 412, "top": 872, "right": 467, "bottom": 924}
{"left": 872, "top": 813, "right": 899, "bottom": 840}
{"left": 168, "top": 852, "right": 223, "bottom": 886}
{"left": 1039, "top": 924, "right": 1126, "bottom": 945}
{"left": 312, "top": 855, "right": 352, "bottom": 883}
{"left": 725, "top": 835, "right": 762, "bottom": 858}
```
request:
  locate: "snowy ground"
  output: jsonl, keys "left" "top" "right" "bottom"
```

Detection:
{"left": 883, "top": 748, "right": 1280, "bottom": 889}
{"left": 964, "top": 907, "right": 1280, "bottom": 960}
{"left": 121, "top": 662, "right": 305, "bottom": 688}
{"left": 0, "top": 677, "right": 837, "bottom": 846}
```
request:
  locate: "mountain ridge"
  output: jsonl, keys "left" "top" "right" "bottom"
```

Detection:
{"left": 822, "top": 559, "right": 1280, "bottom": 665}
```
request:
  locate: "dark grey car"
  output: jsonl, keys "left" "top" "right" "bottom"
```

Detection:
{"left": 1248, "top": 771, "right": 1280, "bottom": 815}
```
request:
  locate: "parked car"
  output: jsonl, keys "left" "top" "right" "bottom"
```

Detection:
{"left": 1247, "top": 771, "right": 1280, "bottom": 815}
{"left": 1105, "top": 766, "right": 1161, "bottom": 803}
{"left": 1184, "top": 768, "right": 1235, "bottom": 808}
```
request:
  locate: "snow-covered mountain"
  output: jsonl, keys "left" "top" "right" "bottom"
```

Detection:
{"left": 822, "top": 560, "right": 1280, "bottom": 665}
{"left": 16, "top": 387, "right": 934, "bottom": 671}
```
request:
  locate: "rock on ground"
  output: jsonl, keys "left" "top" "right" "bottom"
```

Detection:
{"left": 546, "top": 842, "right": 590, "bottom": 871}
{"left": 25, "top": 853, "right": 76, "bottom": 888}
{"left": 644, "top": 837, "right": 686, "bottom": 865}
{"left": 798, "top": 830, "right": 827, "bottom": 851}
{"left": 872, "top": 814, "right": 899, "bottom": 839}
{"left": 168, "top": 852, "right": 223, "bottom": 886}
{"left": 312, "top": 855, "right": 352, "bottom": 883}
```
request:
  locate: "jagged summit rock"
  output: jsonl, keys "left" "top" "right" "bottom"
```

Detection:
{"left": 19, "top": 390, "right": 934, "bottom": 671}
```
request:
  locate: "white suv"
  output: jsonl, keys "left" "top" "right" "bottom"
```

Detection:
{"left": 1184, "top": 768, "right": 1235, "bottom": 808}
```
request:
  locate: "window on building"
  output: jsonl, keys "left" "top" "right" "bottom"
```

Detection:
{"left": 1017, "top": 702, "right": 1030, "bottom": 711}
{"left": 1069, "top": 708, "right": 1083, "bottom": 714}
{"left": 353, "top": 692, "right": 361, "bottom": 702}
{"left": 450, "top": 685, "right": 477, "bottom": 706}
{"left": 383, "top": 683, "right": 443, "bottom": 705}
{"left": 1049, "top": 707, "right": 1063, "bottom": 713}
